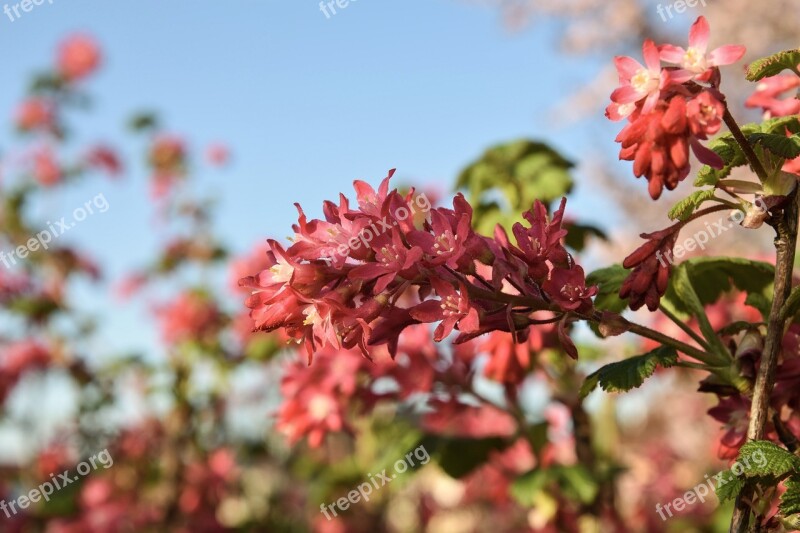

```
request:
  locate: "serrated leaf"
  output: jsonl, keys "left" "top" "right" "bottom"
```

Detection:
{"left": 738, "top": 440, "right": 800, "bottom": 478}
{"left": 715, "top": 470, "right": 746, "bottom": 502}
{"left": 780, "top": 475, "right": 800, "bottom": 517}
{"left": 668, "top": 189, "right": 717, "bottom": 221}
{"left": 762, "top": 116, "right": 800, "bottom": 136}
{"left": 580, "top": 346, "right": 677, "bottom": 398}
{"left": 748, "top": 133, "right": 800, "bottom": 160}
{"left": 746, "top": 49, "right": 800, "bottom": 81}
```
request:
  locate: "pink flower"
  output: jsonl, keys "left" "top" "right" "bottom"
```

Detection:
{"left": 15, "top": 98, "right": 53, "bottom": 131}
{"left": 745, "top": 74, "right": 800, "bottom": 119}
{"left": 205, "top": 143, "right": 230, "bottom": 167}
{"left": 659, "top": 16, "right": 746, "bottom": 83}
{"left": 542, "top": 266, "right": 597, "bottom": 312}
{"left": 686, "top": 90, "right": 725, "bottom": 139}
{"left": 410, "top": 278, "right": 480, "bottom": 341}
{"left": 155, "top": 291, "right": 222, "bottom": 345}
{"left": 611, "top": 40, "right": 670, "bottom": 114}
{"left": 33, "top": 148, "right": 61, "bottom": 187}
{"left": 57, "top": 34, "right": 101, "bottom": 81}
{"left": 85, "top": 145, "right": 122, "bottom": 176}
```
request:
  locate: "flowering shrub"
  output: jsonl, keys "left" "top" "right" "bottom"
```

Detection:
{"left": 240, "top": 16, "right": 800, "bottom": 533}
{"left": 2, "top": 16, "right": 800, "bottom": 533}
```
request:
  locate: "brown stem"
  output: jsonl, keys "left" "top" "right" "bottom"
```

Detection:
{"left": 723, "top": 108, "right": 769, "bottom": 183}
{"left": 730, "top": 190, "right": 800, "bottom": 533}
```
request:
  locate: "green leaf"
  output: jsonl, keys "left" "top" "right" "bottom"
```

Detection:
{"left": 748, "top": 133, "right": 800, "bottom": 160}
{"left": 715, "top": 470, "right": 746, "bottom": 502}
{"left": 780, "top": 474, "right": 800, "bottom": 517}
{"left": 419, "top": 436, "right": 511, "bottom": 478}
{"left": 586, "top": 265, "right": 629, "bottom": 313}
{"left": 564, "top": 222, "right": 607, "bottom": 252}
{"left": 762, "top": 116, "right": 800, "bottom": 136}
{"left": 662, "top": 258, "right": 774, "bottom": 320}
{"left": 694, "top": 125, "right": 761, "bottom": 186}
{"left": 667, "top": 265, "right": 729, "bottom": 358}
{"left": 511, "top": 466, "right": 598, "bottom": 507}
{"left": 580, "top": 346, "right": 678, "bottom": 399}
{"left": 511, "top": 469, "right": 549, "bottom": 506}
{"left": 128, "top": 111, "right": 159, "bottom": 132}
{"left": 737, "top": 440, "right": 800, "bottom": 478}
{"left": 746, "top": 49, "right": 800, "bottom": 81}
{"left": 668, "top": 189, "right": 717, "bottom": 221}
{"left": 456, "top": 140, "right": 574, "bottom": 235}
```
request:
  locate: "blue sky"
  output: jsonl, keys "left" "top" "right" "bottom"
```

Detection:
{"left": 0, "top": 0, "right": 619, "bottom": 356}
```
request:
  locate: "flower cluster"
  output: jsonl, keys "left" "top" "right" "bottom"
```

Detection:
{"left": 240, "top": 172, "right": 597, "bottom": 363}
{"left": 606, "top": 17, "right": 745, "bottom": 199}
{"left": 746, "top": 72, "right": 800, "bottom": 175}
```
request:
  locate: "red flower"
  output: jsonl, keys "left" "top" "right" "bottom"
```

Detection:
{"left": 746, "top": 74, "right": 800, "bottom": 118}
{"left": 410, "top": 278, "right": 480, "bottom": 341}
{"left": 85, "top": 145, "right": 122, "bottom": 176}
{"left": 155, "top": 291, "right": 223, "bottom": 345}
{"left": 57, "top": 34, "right": 101, "bottom": 81}
{"left": 620, "top": 226, "right": 679, "bottom": 311}
{"left": 616, "top": 95, "right": 722, "bottom": 199}
{"left": 349, "top": 229, "right": 423, "bottom": 293}
{"left": 542, "top": 265, "right": 597, "bottom": 312}
{"left": 32, "top": 148, "right": 61, "bottom": 187}
{"left": 406, "top": 194, "right": 471, "bottom": 269}
{"left": 15, "top": 98, "right": 53, "bottom": 131}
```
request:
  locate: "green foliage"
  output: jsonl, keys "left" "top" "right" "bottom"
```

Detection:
{"left": 419, "top": 436, "right": 511, "bottom": 478}
{"left": 667, "top": 189, "right": 717, "bottom": 221}
{"left": 456, "top": 139, "right": 574, "bottom": 235}
{"left": 746, "top": 49, "right": 800, "bottom": 81}
{"left": 579, "top": 346, "right": 678, "bottom": 399}
{"left": 511, "top": 465, "right": 598, "bottom": 507}
{"left": 662, "top": 258, "right": 774, "bottom": 320}
{"left": 748, "top": 133, "right": 800, "bottom": 160}
{"left": 693, "top": 117, "right": 800, "bottom": 187}
{"left": 128, "top": 111, "right": 160, "bottom": 132}
{"left": 715, "top": 471, "right": 746, "bottom": 502}
{"left": 586, "top": 265, "right": 628, "bottom": 313}
{"left": 694, "top": 125, "right": 761, "bottom": 186}
{"left": 780, "top": 475, "right": 800, "bottom": 518}
{"left": 564, "top": 222, "right": 608, "bottom": 252}
{"left": 737, "top": 441, "right": 800, "bottom": 478}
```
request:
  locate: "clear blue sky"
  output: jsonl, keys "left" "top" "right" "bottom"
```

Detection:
{"left": 0, "top": 0, "right": 618, "bottom": 356}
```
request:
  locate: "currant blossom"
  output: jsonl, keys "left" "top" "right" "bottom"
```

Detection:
{"left": 658, "top": 16, "right": 746, "bottom": 83}
{"left": 611, "top": 40, "right": 670, "bottom": 114}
